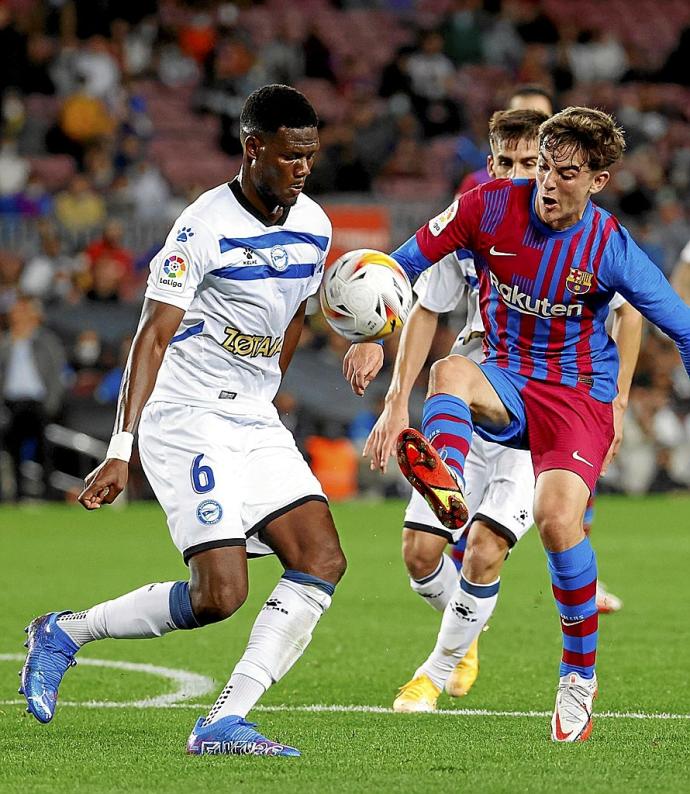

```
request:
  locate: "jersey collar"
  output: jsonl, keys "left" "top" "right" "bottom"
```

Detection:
{"left": 228, "top": 177, "right": 292, "bottom": 227}
{"left": 529, "top": 183, "right": 594, "bottom": 239}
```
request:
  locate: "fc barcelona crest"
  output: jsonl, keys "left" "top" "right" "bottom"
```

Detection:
{"left": 565, "top": 268, "right": 593, "bottom": 294}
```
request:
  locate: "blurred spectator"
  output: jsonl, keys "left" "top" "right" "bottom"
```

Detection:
{"left": 259, "top": 19, "right": 305, "bottom": 86}
{"left": 20, "top": 229, "right": 80, "bottom": 303}
{"left": 73, "top": 36, "right": 121, "bottom": 103}
{"left": 656, "top": 27, "right": 690, "bottom": 86}
{"left": 124, "top": 161, "right": 171, "bottom": 220}
{"left": 0, "top": 139, "right": 30, "bottom": 199}
{"left": 95, "top": 334, "right": 132, "bottom": 404}
{"left": 85, "top": 219, "right": 133, "bottom": 276}
{"left": 0, "top": 251, "right": 22, "bottom": 318}
{"left": 566, "top": 28, "right": 628, "bottom": 85}
{"left": 85, "top": 255, "right": 125, "bottom": 304}
{"left": 0, "top": 296, "right": 65, "bottom": 500}
{"left": 442, "top": 0, "right": 485, "bottom": 66}
{"left": 303, "top": 25, "right": 336, "bottom": 84}
{"left": 407, "top": 30, "right": 462, "bottom": 137}
{"left": 13, "top": 176, "right": 54, "bottom": 218}
{"left": 19, "top": 34, "right": 57, "bottom": 96}
{"left": 47, "top": 81, "right": 115, "bottom": 165}
{"left": 54, "top": 174, "right": 106, "bottom": 233}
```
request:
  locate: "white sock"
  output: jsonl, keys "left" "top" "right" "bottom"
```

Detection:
{"left": 419, "top": 574, "right": 499, "bottom": 690}
{"left": 409, "top": 553, "right": 458, "bottom": 612}
{"left": 56, "top": 582, "right": 186, "bottom": 646}
{"left": 204, "top": 578, "right": 332, "bottom": 724}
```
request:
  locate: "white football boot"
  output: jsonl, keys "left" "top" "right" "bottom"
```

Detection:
{"left": 596, "top": 582, "right": 623, "bottom": 614}
{"left": 551, "top": 671, "right": 598, "bottom": 742}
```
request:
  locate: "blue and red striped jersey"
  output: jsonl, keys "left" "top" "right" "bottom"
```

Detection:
{"left": 392, "top": 179, "right": 690, "bottom": 402}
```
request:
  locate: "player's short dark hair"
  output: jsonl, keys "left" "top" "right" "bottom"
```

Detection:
{"left": 539, "top": 107, "right": 626, "bottom": 171}
{"left": 509, "top": 84, "right": 554, "bottom": 110}
{"left": 240, "top": 84, "right": 318, "bottom": 137}
{"left": 489, "top": 109, "right": 550, "bottom": 150}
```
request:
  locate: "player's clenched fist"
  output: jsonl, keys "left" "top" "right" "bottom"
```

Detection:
{"left": 78, "top": 459, "right": 129, "bottom": 510}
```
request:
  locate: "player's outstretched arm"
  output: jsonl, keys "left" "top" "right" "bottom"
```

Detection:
{"left": 78, "top": 298, "right": 184, "bottom": 510}
{"left": 364, "top": 302, "right": 440, "bottom": 472}
{"left": 279, "top": 299, "right": 308, "bottom": 376}
{"left": 603, "top": 302, "right": 642, "bottom": 474}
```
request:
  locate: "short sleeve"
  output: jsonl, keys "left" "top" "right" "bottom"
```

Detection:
{"left": 145, "top": 215, "right": 218, "bottom": 311}
{"left": 306, "top": 222, "right": 332, "bottom": 297}
{"left": 414, "top": 252, "right": 471, "bottom": 313}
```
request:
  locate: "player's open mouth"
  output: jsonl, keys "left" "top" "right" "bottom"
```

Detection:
{"left": 542, "top": 196, "right": 558, "bottom": 208}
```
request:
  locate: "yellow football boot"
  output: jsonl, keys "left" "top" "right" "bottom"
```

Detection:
{"left": 445, "top": 637, "right": 479, "bottom": 697}
{"left": 393, "top": 674, "right": 441, "bottom": 713}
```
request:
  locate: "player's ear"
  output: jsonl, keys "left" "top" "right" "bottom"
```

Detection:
{"left": 589, "top": 170, "right": 610, "bottom": 195}
{"left": 244, "top": 134, "right": 261, "bottom": 163}
{"left": 487, "top": 154, "right": 496, "bottom": 179}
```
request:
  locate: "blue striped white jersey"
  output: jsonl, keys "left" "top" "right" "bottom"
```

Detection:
{"left": 145, "top": 178, "right": 331, "bottom": 412}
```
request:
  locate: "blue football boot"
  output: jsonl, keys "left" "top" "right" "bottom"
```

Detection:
{"left": 186, "top": 715, "right": 300, "bottom": 756}
{"left": 20, "top": 612, "right": 79, "bottom": 723}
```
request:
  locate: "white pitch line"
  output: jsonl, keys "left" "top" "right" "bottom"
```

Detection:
{"left": 3, "top": 653, "right": 688, "bottom": 721}
{"left": 0, "top": 653, "right": 215, "bottom": 707}
{"left": 1, "top": 698, "right": 688, "bottom": 721}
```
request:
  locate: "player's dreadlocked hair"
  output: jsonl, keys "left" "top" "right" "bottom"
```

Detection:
{"left": 489, "top": 109, "right": 550, "bottom": 151}
{"left": 539, "top": 107, "right": 626, "bottom": 171}
{"left": 240, "top": 84, "right": 318, "bottom": 137}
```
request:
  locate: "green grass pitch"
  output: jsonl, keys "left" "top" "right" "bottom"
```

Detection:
{"left": 1, "top": 496, "right": 689, "bottom": 792}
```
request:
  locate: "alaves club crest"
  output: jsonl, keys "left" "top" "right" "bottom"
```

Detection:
{"left": 565, "top": 268, "right": 593, "bottom": 294}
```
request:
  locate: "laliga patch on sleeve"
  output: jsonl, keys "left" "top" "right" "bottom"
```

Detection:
{"left": 428, "top": 200, "right": 458, "bottom": 237}
{"left": 157, "top": 253, "right": 189, "bottom": 292}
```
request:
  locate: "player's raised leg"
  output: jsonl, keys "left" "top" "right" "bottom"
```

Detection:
{"left": 534, "top": 470, "right": 599, "bottom": 743}
{"left": 397, "top": 356, "right": 512, "bottom": 529}
{"left": 188, "top": 500, "right": 346, "bottom": 755}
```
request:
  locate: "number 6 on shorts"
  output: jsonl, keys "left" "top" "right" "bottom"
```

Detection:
{"left": 191, "top": 453, "right": 216, "bottom": 494}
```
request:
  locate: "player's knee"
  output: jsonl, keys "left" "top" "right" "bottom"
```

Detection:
{"left": 533, "top": 505, "right": 579, "bottom": 546}
{"left": 402, "top": 534, "right": 442, "bottom": 580}
{"left": 298, "top": 543, "right": 347, "bottom": 585}
{"left": 428, "top": 355, "right": 478, "bottom": 396}
{"left": 189, "top": 580, "right": 248, "bottom": 625}
{"left": 463, "top": 526, "right": 509, "bottom": 581}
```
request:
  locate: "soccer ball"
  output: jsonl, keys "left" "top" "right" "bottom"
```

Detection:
{"left": 319, "top": 249, "right": 413, "bottom": 341}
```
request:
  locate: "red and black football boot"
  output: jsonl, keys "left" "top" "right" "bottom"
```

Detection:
{"left": 396, "top": 428, "right": 469, "bottom": 530}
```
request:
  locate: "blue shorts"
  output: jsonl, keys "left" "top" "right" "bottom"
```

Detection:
{"left": 474, "top": 363, "right": 528, "bottom": 449}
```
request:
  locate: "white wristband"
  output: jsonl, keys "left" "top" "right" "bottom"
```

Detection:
{"left": 106, "top": 432, "right": 134, "bottom": 463}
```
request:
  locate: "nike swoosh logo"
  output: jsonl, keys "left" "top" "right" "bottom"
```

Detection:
{"left": 572, "top": 450, "right": 594, "bottom": 467}
{"left": 554, "top": 713, "right": 573, "bottom": 741}
{"left": 489, "top": 245, "right": 516, "bottom": 256}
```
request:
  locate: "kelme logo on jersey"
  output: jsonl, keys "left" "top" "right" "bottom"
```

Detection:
{"left": 222, "top": 326, "right": 284, "bottom": 358}
{"left": 489, "top": 272, "right": 583, "bottom": 318}
{"left": 196, "top": 499, "right": 223, "bottom": 525}
{"left": 428, "top": 200, "right": 458, "bottom": 237}
{"left": 565, "top": 267, "right": 594, "bottom": 295}
{"left": 158, "top": 253, "right": 189, "bottom": 291}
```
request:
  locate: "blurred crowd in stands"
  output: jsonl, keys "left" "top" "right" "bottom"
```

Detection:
{"left": 0, "top": 0, "right": 689, "bottom": 501}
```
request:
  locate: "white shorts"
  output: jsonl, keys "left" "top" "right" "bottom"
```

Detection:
{"left": 403, "top": 434, "right": 535, "bottom": 546}
{"left": 138, "top": 401, "right": 327, "bottom": 564}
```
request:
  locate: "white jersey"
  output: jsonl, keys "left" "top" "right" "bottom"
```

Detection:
{"left": 145, "top": 179, "right": 331, "bottom": 415}
{"left": 414, "top": 249, "right": 627, "bottom": 362}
